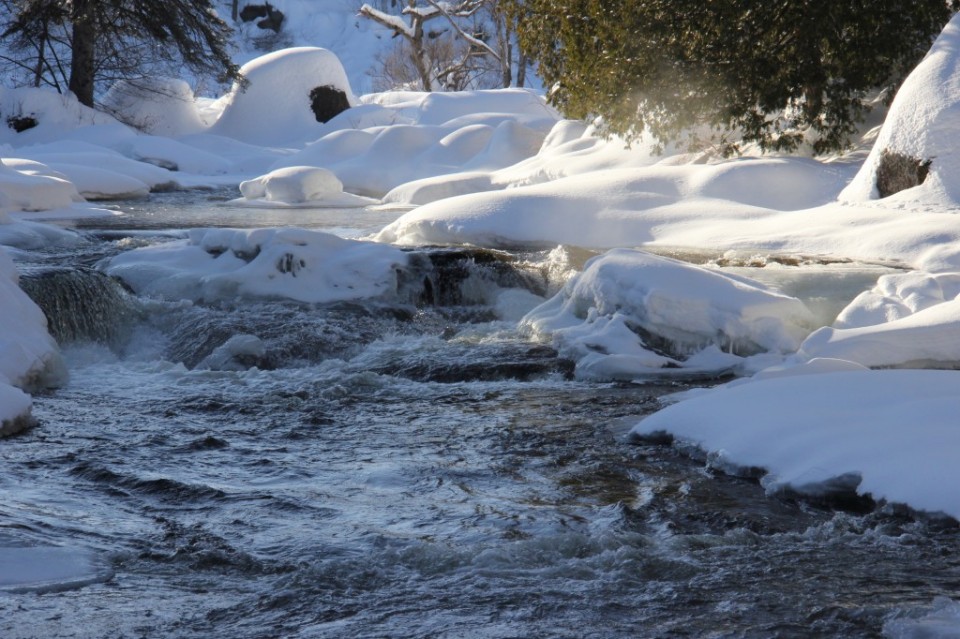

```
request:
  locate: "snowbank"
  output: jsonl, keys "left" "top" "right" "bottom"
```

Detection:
{"left": 632, "top": 368, "right": 960, "bottom": 520}
{"left": 269, "top": 89, "right": 559, "bottom": 199}
{"left": 0, "top": 247, "right": 63, "bottom": 434}
{"left": 211, "top": 47, "right": 356, "bottom": 145}
{"left": 522, "top": 249, "right": 815, "bottom": 380}
{"left": 375, "top": 159, "right": 848, "bottom": 248}
{"left": 103, "top": 228, "right": 408, "bottom": 304}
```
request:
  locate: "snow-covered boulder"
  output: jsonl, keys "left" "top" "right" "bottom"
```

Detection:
{"left": 841, "top": 14, "right": 960, "bottom": 203}
{"left": 101, "top": 77, "right": 206, "bottom": 137}
{"left": 237, "top": 165, "right": 375, "bottom": 206}
{"left": 103, "top": 228, "right": 408, "bottom": 304}
{"left": 212, "top": 47, "right": 356, "bottom": 145}
{"left": 521, "top": 249, "right": 815, "bottom": 380}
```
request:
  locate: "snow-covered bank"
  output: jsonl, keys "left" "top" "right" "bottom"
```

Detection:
{"left": 631, "top": 368, "right": 960, "bottom": 521}
{"left": 0, "top": 247, "right": 63, "bottom": 435}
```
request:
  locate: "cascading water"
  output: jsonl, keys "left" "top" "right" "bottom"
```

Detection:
{"left": 18, "top": 266, "right": 142, "bottom": 350}
{"left": 2, "top": 197, "right": 959, "bottom": 638}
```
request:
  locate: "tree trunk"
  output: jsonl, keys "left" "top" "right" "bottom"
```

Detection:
{"left": 68, "top": 0, "right": 96, "bottom": 107}
{"left": 410, "top": 18, "right": 433, "bottom": 91}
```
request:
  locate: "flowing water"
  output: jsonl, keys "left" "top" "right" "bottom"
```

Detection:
{"left": 2, "top": 192, "right": 960, "bottom": 638}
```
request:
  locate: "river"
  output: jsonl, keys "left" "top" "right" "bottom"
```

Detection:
{"left": 1, "top": 190, "right": 959, "bottom": 638}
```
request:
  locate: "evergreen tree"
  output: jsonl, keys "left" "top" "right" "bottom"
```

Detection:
{"left": 509, "top": 0, "right": 960, "bottom": 153}
{"left": 1, "top": 0, "right": 240, "bottom": 107}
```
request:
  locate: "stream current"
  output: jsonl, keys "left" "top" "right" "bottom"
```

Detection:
{"left": 2, "top": 192, "right": 960, "bottom": 638}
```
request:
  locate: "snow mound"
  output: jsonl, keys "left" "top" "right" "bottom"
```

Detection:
{"left": 103, "top": 227, "right": 408, "bottom": 304}
{"left": 212, "top": 47, "right": 356, "bottom": 145}
{"left": 0, "top": 159, "right": 79, "bottom": 211}
{"left": 834, "top": 271, "right": 960, "bottom": 329}
{"left": 414, "top": 88, "right": 559, "bottom": 126}
{"left": 0, "top": 87, "right": 119, "bottom": 147}
{"left": 375, "top": 158, "right": 847, "bottom": 247}
{"left": 238, "top": 165, "right": 375, "bottom": 206}
{"left": 256, "top": 89, "right": 559, "bottom": 199}
{"left": 521, "top": 249, "right": 815, "bottom": 380}
{"left": 101, "top": 77, "right": 206, "bottom": 137}
{"left": 841, "top": 14, "right": 960, "bottom": 204}
{"left": 799, "top": 296, "right": 960, "bottom": 368}
{"left": 631, "top": 369, "right": 960, "bottom": 521}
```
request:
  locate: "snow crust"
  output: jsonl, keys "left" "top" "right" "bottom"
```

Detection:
{"left": 103, "top": 228, "right": 408, "bottom": 304}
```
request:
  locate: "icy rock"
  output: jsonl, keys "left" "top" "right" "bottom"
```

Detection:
{"left": 522, "top": 249, "right": 815, "bottom": 380}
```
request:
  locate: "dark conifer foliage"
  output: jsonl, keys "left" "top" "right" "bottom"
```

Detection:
{"left": 1, "top": 0, "right": 241, "bottom": 107}
{"left": 508, "top": 0, "right": 960, "bottom": 154}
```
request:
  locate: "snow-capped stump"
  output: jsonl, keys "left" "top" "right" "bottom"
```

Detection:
{"left": 841, "top": 13, "right": 960, "bottom": 202}
{"left": 211, "top": 47, "right": 356, "bottom": 145}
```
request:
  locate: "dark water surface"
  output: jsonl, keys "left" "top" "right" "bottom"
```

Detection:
{"left": 2, "top": 195, "right": 959, "bottom": 638}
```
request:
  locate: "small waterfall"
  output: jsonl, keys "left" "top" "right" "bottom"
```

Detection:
{"left": 399, "top": 247, "right": 548, "bottom": 307}
{"left": 19, "top": 267, "right": 142, "bottom": 349}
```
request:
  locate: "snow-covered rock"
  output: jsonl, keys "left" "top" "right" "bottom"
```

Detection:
{"left": 103, "top": 227, "right": 408, "bottom": 304}
{"left": 521, "top": 249, "right": 815, "bottom": 380}
{"left": 841, "top": 13, "right": 960, "bottom": 203}
{"left": 212, "top": 47, "right": 356, "bottom": 145}
{"left": 238, "top": 165, "right": 376, "bottom": 206}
